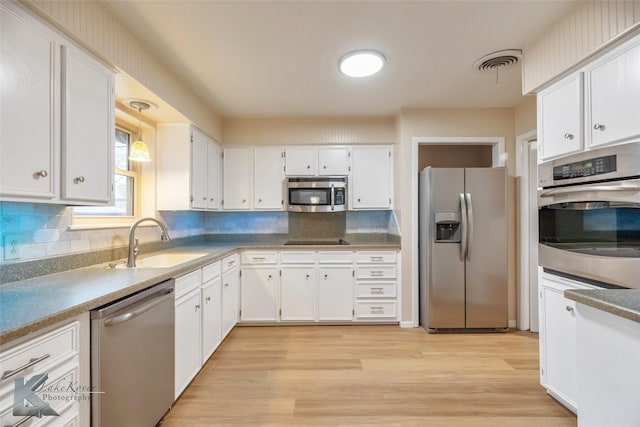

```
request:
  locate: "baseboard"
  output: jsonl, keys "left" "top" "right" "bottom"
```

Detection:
{"left": 400, "top": 320, "right": 418, "bottom": 328}
{"left": 508, "top": 319, "right": 517, "bottom": 328}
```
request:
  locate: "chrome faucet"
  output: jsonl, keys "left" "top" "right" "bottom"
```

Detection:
{"left": 127, "top": 217, "right": 172, "bottom": 267}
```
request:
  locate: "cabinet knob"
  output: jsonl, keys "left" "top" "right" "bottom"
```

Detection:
{"left": 258, "top": 199, "right": 262, "bottom": 203}
{"left": 565, "top": 305, "right": 574, "bottom": 312}
{"left": 195, "top": 304, "right": 200, "bottom": 311}
{"left": 324, "top": 274, "right": 328, "bottom": 280}
{"left": 74, "top": 176, "right": 85, "bottom": 183}
{"left": 203, "top": 196, "right": 207, "bottom": 200}
{"left": 210, "top": 198, "right": 214, "bottom": 201}
{"left": 35, "top": 170, "right": 48, "bottom": 178}
{"left": 563, "top": 133, "right": 574, "bottom": 140}
{"left": 593, "top": 123, "right": 605, "bottom": 131}
{"left": 224, "top": 283, "right": 229, "bottom": 288}
{"left": 306, "top": 274, "right": 310, "bottom": 279}
{"left": 306, "top": 165, "right": 311, "bottom": 169}
{"left": 268, "top": 275, "right": 272, "bottom": 280}
{"left": 242, "top": 199, "right": 247, "bottom": 203}
{"left": 206, "top": 296, "right": 211, "bottom": 302}
{"left": 357, "top": 198, "right": 361, "bottom": 202}
{"left": 323, "top": 165, "right": 327, "bottom": 169}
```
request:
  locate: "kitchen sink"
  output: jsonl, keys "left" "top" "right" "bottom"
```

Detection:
{"left": 284, "top": 239, "right": 350, "bottom": 246}
{"left": 109, "top": 252, "right": 209, "bottom": 268}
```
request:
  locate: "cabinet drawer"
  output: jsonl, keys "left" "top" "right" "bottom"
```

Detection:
{"left": 202, "top": 260, "right": 222, "bottom": 282}
{"left": 356, "top": 282, "right": 396, "bottom": 298}
{"left": 242, "top": 251, "right": 278, "bottom": 264}
{"left": 356, "top": 301, "right": 397, "bottom": 319}
{"left": 280, "top": 251, "right": 316, "bottom": 264}
{"left": 318, "top": 251, "right": 354, "bottom": 264}
{"left": 222, "top": 253, "right": 239, "bottom": 272}
{"left": 0, "top": 320, "right": 79, "bottom": 390}
{"left": 175, "top": 269, "right": 202, "bottom": 298}
{"left": 356, "top": 266, "right": 396, "bottom": 280}
{"left": 356, "top": 251, "right": 396, "bottom": 264}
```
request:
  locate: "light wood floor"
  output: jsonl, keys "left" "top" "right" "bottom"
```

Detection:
{"left": 161, "top": 325, "right": 576, "bottom": 426}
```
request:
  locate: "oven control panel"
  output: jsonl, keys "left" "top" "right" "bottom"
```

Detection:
{"left": 553, "top": 154, "right": 617, "bottom": 180}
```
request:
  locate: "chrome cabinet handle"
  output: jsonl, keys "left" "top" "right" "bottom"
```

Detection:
{"left": 593, "top": 123, "right": 604, "bottom": 130}
{"left": 224, "top": 283, "right": 229, "bottom": 288}
{"left": 306, "top": 274, "right": 310, "bottom": 279}
{"left": 370, "top": 306, "right": 384, "bottom": 313}
{"left": 564, "top": 133, "right": 574, "bottom": 140}
{"left": 306, "top": 165, "right": 311, "bottom": 169}
{"left": 252, "top": 257, "right": 266, "bottom": 261}
{"left": 268, "top": 275, "right": 273, "bottom": 280}
{"left": 74, "top": 176, "right": 85, "bottom": 183}
{"left": 370, "top": 287, "right": 384, "bottom": 294}
{"left": 35, "top": 170, "right": 48, "bottom": 178}
{"left": 324, "top": 274, "right": 328, "bottom": 279}
{"left": 195, "top": 304, "right": 200, "bottom": 311}
{"left": 2, "top": 354, "right": 51, "bottom": 380}
{"left": 565, "top": 306, "right": 574, "bottom": 312}
{"left": 370, "top": 256, "right": 383, "bottom": 262}
{"left": 370, "top": 271, "right": 384, "bottom": 277}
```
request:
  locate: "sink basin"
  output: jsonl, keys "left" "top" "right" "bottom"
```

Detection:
{"left": 110, "top": 252, "right": 209, "bottom": 268}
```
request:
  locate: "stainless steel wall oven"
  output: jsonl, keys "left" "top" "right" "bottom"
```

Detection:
{"left": 538, "top": 143, "right": 640, "bottom": 289}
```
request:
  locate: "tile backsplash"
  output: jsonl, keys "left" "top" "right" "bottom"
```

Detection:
{"left": 0, "top": 201, "right": 397, "bottom": 264}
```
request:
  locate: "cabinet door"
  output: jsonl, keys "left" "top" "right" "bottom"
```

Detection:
{"left": 240, "top": 267, "right": 279, "bottom": 321}
{"left": 285, "top": 147, "right": 317, "bottom": 176}
{"left": 61, "top": 44, "right": 114, "bottom": 204}
{"left": 0, "top": 5, "right": 57, "bottom": 199}
{"left": 223, "top": 148, "right": 252, "bottom": 210}
{"left": 207, "top": 140, "right": 222, "bottom": 210}
{"left": 318, "top": 148, "right": 350, "bottom": 176}
{"left": 351, "top": 146, "right": 391, "bottom": 209}
{"left": 588, "top": 42, "right": 640, "bottom": 147}
{"left": 281, "top": 266, "right": 316, "bottom": 321}
{"left": 539, "top": 74, "right": 583, "bottom": 160}
{"left": 540, "top": 276, "right": 578, "bottom": 412}
{"left": 318, "top": 266, "right": 353, "bottom": 321}
{"left": 221, "top": 268, "right": 239, "bottom": 338}
{"left": 254, "top": 147, "right": 284, "bottom": 210}
{"left": 201, "top": 278, "right": 222, "bottom": 363}
{"left": 191, "top": 128, "right": 208, "bottom": 209}
{"left": 175, "top": 288, "right": 202, "bottom": 399}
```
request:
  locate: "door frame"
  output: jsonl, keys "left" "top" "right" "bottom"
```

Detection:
{"left": 515, "top": 130, "right": 539, "bottom": 331}
{"left": 410, "top": 137, "right": 506, "bottom": 328}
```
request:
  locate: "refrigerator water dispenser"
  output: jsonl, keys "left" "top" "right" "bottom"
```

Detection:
{"left": 434, "top": 212, "right": 461, "bottom": 242}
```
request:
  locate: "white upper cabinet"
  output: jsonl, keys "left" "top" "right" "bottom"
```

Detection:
{"left": 538, "top": 74, "right": 583, "bottom": 161}
{"left": 253, "top": 147, "right": 284, "bottom": 210}
{"left": 285, "top": 147, "right": 317, "bottom": 176}
{"left": 0, "top": 2, "right": 114, "bottom": 205}
{"left": 223, "top": 147, "right": 253, "bottom": 210}
{"left": 318, "top": 147, "right": 350, "bottom": 175}
{"left": 157, "top": 124, "right": 222, "bottom": 211}
{"left": 587, "top": 39, "right": 640, "bottom": 148}
{"left": 0, "top": 4, "right": 57, "bottom": 200}
{"left": 351, "top": 146, "right": 392, "bottom": 209}
{"left": 285, "top": 147, "right": 350, "bottom": 176}
{"left": 60, "top": 44, "right": 114, "bottom": 204}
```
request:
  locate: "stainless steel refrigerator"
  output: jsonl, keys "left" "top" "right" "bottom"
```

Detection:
{"left": 419, "top": 167, "right": 507, "bottom": 331}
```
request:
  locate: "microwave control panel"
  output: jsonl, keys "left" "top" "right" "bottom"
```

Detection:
{"left": 553, "top": 154, "right": 616, "bottom": 180}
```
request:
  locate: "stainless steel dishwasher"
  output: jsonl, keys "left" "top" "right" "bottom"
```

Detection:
{"left": 91, "top": 279, "right": 175, "bottom": 427}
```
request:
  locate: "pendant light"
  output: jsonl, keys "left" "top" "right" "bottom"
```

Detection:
{"left": 128, "top": 100, "right": 151, "bottom": 162}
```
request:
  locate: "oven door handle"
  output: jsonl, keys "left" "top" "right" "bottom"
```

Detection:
{"left": 539, "top": 184, "right": 640, "bottom": 198}
{"left": 330, "top": 185, "right": 335, "bottom": 211}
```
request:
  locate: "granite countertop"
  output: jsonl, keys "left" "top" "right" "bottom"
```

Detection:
{"left": 565, "top": 289, "right": 640, "bottom": 324}
{"left": 0, "top": 234, "right": 400, "bottom": 345}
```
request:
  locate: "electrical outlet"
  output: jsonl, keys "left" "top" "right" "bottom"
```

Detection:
{"left": 4, "top": 234, "right": 21, "bottom": 261}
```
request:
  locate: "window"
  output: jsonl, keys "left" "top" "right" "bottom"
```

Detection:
{"left": 74, "top": 124, "right": 140, "bottom": 219}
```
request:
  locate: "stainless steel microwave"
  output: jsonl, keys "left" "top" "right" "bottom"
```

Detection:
{"left": 286, "top": 177, "right": 347, "bottom": 212}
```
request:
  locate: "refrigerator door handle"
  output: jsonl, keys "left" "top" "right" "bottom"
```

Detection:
{"left": 459, "top": 193, "right": 468, "bottom": 260}
{"left": 465, "top": 193, "right": 474, "bottom": 261}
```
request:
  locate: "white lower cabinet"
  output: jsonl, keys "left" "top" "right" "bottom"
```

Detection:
{"left": 281, "top": 266, "right": 316, "bottom": 321}
{"left": 201, "top": 261, "right": 222, "bottom": 363}
{"left": 174, "top": 271, "right": 202, "bottom": 399}
{"left": 538, "top": 269, "right": 595, "bottom": 413}
{"left": 240, "top": 267, "right": 279, "bottom": 321}
{"left": 354, "top": 251, "right": 398, "bottom": 321}
{"left": 317, "top": 265, "right": 354, "bottom": 321}
{"left": 0, "top": 314, "right": 89, "bottom": 427}
{"left": 221, "top": 254, "right": 240, "bottom": 338}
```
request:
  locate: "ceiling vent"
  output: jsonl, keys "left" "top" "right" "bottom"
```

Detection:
{"left": 472, "top": 49, "right": 522, "bottom": 83}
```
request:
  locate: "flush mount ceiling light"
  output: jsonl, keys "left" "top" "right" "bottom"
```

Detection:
{"left": 338, "top": 49, "right": 386, "bottom": 78}
{"left": 125, "top": 99, "right": 155, "bottom": 162}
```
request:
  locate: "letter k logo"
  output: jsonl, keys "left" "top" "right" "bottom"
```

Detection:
{"left": 13, "top": 374, "right": 59, "bottom": 417}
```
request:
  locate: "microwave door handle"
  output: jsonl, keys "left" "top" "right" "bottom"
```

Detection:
{"left": 465, "top": 193, "right": 473, "bottom": 261}
{"left": 459, "top": 193, "right": 468, "bottom": 261}
{"left": 330, "top": 185, "right": 335, "bottom": 211}
{"left": 540, "top": 184, "right": 640, "bottom": 198}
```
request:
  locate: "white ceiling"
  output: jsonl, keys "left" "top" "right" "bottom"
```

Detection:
{"left": 105, "top": 0, "right": 579, "bottom": 118}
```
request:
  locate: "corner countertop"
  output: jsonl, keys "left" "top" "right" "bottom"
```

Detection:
{"left": 0, "top": 235, "right": 400, "bottom": 345}
{"left": 565, "top": 288, "right": 640, "bottom": 324}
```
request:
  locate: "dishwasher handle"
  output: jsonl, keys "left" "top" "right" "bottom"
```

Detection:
{"left": 104, "top": 288, "right": 174, "bottom": 327}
